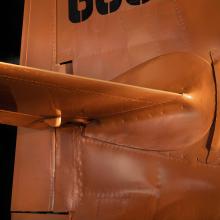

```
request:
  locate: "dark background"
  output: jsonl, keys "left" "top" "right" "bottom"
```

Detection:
{"left": 0, "top": 0, "right": 24, "bottom": 220}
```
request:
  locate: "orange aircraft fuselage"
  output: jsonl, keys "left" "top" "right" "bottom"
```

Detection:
{"left": 1, "top": 0, "right": 220, "bottom": 219}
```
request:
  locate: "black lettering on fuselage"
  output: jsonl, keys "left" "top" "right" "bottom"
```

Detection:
{"left": 69, "top": 0, "right": 150, "bottom": 23}
{"left": 96, "top": 0, "right": 122, "bottom": 15}
{"left": 69, "top": 0, "right": 93, "bottom": 23}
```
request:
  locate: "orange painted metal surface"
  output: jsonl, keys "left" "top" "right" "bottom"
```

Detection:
{"left": 0, "top": 0, "right": 219, "bottom": 219}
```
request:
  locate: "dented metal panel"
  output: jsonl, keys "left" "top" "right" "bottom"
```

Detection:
{"left": 8, "top": 0, "right": 220, "bottom": 219}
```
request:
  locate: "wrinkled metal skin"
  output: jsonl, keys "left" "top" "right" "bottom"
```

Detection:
{"left": 4, "top": 0, "right": 220, "bottom": 219}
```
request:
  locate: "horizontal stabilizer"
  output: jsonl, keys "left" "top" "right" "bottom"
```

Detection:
{"left": 0, "top": 62, "right": 187, "bottom": 128}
